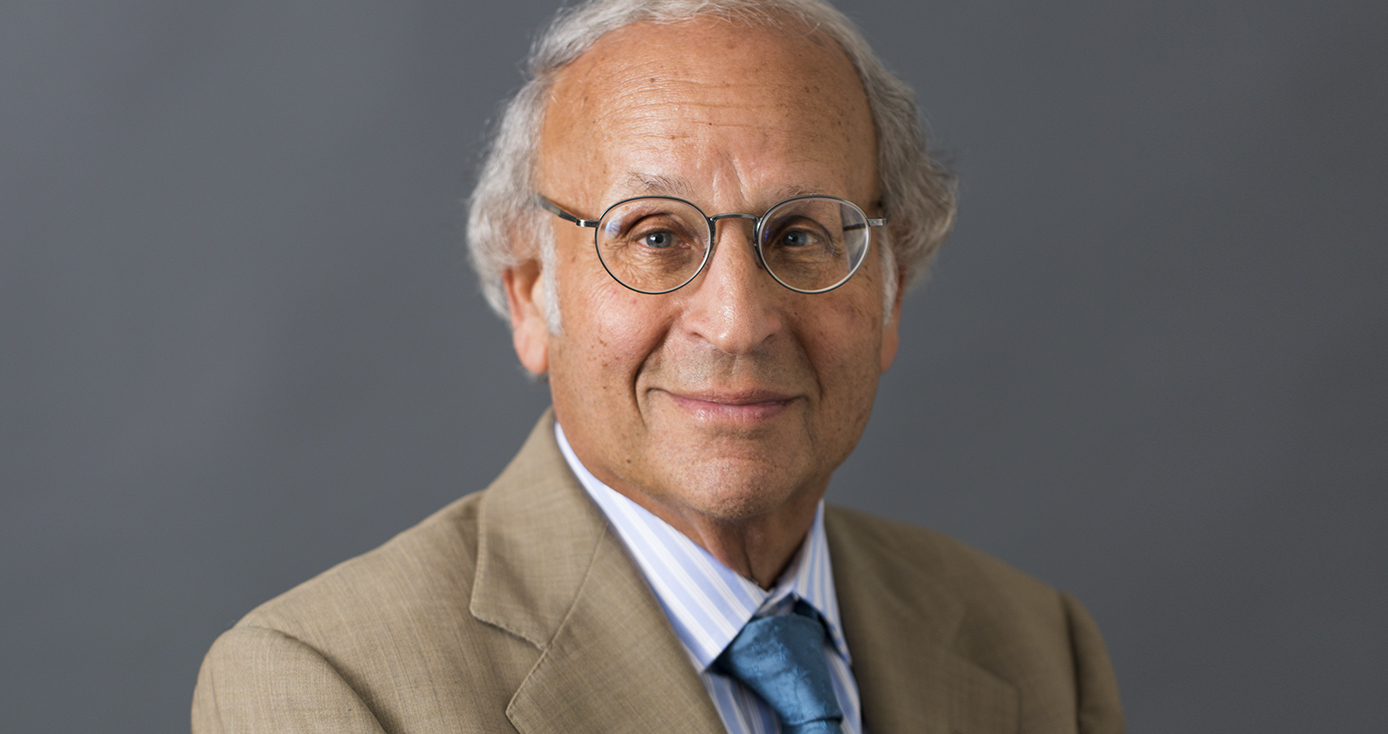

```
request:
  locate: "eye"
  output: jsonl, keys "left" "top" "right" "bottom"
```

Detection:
{"left": 642, "top": 230, "right": 678, "bottom": 249}
{"left": 769, "top": 225, "right": 832, "bottom": 255}
{"left": 776, "top": 230, "right": 817, "bottom": 248}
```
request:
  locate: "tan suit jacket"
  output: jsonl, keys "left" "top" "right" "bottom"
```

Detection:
{"left": 193, "top": 412, "right": 1124, "bottom": 733}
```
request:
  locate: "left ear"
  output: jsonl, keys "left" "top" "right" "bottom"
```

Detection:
{"left": 880, "top": 270, "right": 904, "bottom": 373}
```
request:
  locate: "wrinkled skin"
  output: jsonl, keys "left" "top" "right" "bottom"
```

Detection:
{"left": 503, "top": 16, "right": 901, "bottom": 587}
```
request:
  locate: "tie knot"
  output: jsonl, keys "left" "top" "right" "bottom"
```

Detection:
{"left": 713, "top": 603, "right": 844, "bottom": 734}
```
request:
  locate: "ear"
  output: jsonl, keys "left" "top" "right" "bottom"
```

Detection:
{"left": 880, "top": 270, "right": 904, "bottom": 373}
{"left": 503, "top": 260, "right": 550, "bottom": 375}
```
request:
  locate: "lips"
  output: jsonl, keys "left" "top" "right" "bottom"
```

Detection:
{"left": 672, "top": 388, "right": 795, "bottom": 405}
{"left": 659, "top": 389, "right": 796, "bottom": 425}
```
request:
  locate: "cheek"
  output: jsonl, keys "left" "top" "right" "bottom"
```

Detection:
{"left": 561, "top": 275, "right": 670, "bottom": 377}
{"left": 807, "top": 292, "right": 885, "bottom": 405}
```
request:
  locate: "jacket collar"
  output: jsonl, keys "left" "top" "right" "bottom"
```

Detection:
{"left": 469, "top": 411, "right": 727, "bottom": 734}
{"left": 469, "top": 410, "right": 1017, "bottom": 734}
{"left": 827, "top": 509, "right": 1019, "bottom": 733}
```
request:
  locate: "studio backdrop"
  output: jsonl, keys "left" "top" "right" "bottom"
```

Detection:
{"left": 1, "top": 0, "right": 1384, "bottom": 731}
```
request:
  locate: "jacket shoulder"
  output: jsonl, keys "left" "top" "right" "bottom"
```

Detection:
{"left": 239, "top": 490, "right": 486, "bottom": 639}
{"left": 825, "top": 504, "right": 1057, "bottom": 608}
{"left": 195, "top": 490, "right": 532, "bottom": 734}
{"left": 824, "top": 505, "right": 1125, "bottom": 733}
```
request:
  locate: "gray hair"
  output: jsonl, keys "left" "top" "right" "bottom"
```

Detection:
{"left": 466, "top": 0, "right": 955, "bottom": 331}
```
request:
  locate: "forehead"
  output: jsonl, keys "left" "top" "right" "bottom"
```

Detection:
{"left": 538, "top": 15, "right": 877, "bottom": 206}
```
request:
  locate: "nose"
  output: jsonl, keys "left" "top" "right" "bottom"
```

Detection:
{"left": 680, "top": 217, "right": 784, "bottom": 355}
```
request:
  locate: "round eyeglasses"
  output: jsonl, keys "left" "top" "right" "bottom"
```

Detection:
{"left": 537, "top": 195, "right": 887, "bottom": 295}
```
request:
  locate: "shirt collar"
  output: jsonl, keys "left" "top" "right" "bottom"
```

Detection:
{"left": 555, "top": 421, "right": 851, "bottom": 671}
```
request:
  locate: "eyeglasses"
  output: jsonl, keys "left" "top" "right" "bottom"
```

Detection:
{"left": 537, "top": 194, "right": 887, "bottom": 294}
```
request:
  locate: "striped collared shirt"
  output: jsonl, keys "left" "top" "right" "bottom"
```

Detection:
{"left": 556, "top": 423, "right": 864, "bottom": 734}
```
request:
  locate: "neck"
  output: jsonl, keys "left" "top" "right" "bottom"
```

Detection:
{"left": 621, "top": 486, "right": 822, "bottom": 590}
{"left": 554, "top": 420, "right": 826, "bottom": 589}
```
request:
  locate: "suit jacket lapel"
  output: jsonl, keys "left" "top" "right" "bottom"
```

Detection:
{"left": 827, "top": 509, "right": 1019, "bottom": 734}
{"left": 469, "top": 412, "right": 726, "bottom": 734}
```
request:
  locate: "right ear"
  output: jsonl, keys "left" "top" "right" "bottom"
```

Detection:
{"left": 503, "top": 260, "right": 550, "bottom": 375}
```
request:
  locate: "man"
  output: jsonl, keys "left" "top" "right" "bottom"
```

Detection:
{"left": 193, "top": 1, "right": 1124, "bottom": 732}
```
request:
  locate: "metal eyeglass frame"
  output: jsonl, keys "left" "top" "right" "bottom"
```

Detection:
{"left": 536, "top": 194, "right": 887, "bottom": 295}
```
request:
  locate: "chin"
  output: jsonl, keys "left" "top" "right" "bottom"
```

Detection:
{"left": 670, "top": 459, "right": 814, "bottom": 521}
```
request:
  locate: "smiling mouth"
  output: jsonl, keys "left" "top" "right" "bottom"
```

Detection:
{"left": 660, "top": 389, "right": 796, "bottom": 425}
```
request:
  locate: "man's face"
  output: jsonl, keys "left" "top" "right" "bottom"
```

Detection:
{"left": 510, "top": 16, "right": 900, "bottom": 527}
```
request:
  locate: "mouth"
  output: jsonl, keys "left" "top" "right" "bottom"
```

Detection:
{"left": 659, "top": 389, "right": 796, "bottom": 425}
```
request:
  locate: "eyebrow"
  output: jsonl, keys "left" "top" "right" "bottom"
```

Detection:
{"left": 626, "top": 173, "right": 692, "bottom": 197}
{"left": 767, "top": 184, "right": 821, "bottom": 200}
{"left": 623, "top": 173, "right": 826, "bottom": 206}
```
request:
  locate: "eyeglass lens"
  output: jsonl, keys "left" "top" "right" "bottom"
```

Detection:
{"left": 596, "top": 197, "right": 870, "bottom": 294}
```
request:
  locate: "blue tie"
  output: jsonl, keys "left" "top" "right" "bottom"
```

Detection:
{"left": 713, "top": 600, "right": 845, "bottom": 734}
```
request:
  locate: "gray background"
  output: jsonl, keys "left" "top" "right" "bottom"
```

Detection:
{"left": 2, "top": 0, "right": 1384, "bottom": 731}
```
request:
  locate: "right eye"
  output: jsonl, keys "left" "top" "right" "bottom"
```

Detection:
{"left": 640, "top": 230, "right": 678, "bottom": 249}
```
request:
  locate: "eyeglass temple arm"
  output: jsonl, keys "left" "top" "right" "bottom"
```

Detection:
{"left": 536, "top": 196, "right": 599, "bottom": 228}
{"left": 843, "top": 217, "right": 888, "bottom": 232}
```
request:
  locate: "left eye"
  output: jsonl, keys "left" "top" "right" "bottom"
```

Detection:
{"left": 643, "top": 231, "right": 676, "bottom": 248}
{"left": 778, "top": 231, "right": 814, "bottom": 248}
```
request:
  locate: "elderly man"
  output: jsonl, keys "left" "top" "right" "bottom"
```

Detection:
{"left": 193, "top": 0, "right": 1123, "bottom": 732}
